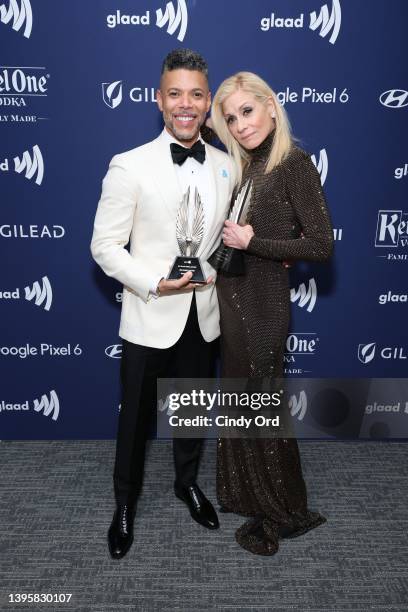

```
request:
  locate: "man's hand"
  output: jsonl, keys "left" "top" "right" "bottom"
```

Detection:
{"left": 222, "top": 220, "right": 254, "bottom": 250}
{"left": 158, "top": 272, "right": 213, "bottom": 295}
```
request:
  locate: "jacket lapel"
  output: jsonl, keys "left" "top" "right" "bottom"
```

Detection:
{"left": 149, "top": 133, "right": 183, "bottom": 219}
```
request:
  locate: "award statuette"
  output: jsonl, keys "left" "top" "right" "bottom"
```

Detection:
{"left": 208, "top": 179, "right": 253, "bottom": 275}
{"left": 167, "top": 186, "right": 207, "bottom": 284}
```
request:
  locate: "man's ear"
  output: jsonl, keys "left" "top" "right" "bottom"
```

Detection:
{"left": 156, "top": 89, "right": 163, "bottom": 112}
{"left": 206, "top": 91, "right": 211, "bottom": 113}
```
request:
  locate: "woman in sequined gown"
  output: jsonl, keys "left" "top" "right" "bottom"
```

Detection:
{"left": 211, "top": 72, "right": 334, "bottom": 555}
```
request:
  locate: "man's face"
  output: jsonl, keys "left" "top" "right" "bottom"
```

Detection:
{"left": 157, "top": 69, "right": 211, "bottom": 147}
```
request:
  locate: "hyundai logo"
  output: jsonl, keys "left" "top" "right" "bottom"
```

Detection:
{"left": 105, "top": 344, "right": 122, "bottom": 358}
{"left": 379, "top": 90, "right": 408, "bottom": 109}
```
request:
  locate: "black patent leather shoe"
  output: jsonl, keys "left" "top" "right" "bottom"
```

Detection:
{"left": 108, "top": 504, "right": 135, "bottom": 559}
{"left": 175, "top": 484, "right": 219, "bottom": 530}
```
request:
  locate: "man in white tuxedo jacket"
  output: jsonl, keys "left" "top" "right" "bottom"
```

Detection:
{"left": 91, "top": 49, "right": 235, "bottom": 559}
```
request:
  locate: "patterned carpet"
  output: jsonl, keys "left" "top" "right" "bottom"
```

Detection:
{"left": 0, "top": 440, "right": 407, "bottom": 611}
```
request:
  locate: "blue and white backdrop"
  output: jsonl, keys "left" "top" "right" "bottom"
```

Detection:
{"left": 1, "top": 0, "right": 407, "bottom": 439}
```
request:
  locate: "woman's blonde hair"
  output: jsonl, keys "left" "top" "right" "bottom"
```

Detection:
{"left": 211, "top": 72, "right": 293, "bottom": 183}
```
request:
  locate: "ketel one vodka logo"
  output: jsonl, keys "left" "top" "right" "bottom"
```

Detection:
{"left": 375, "top": 210, "right": 408, "bottom": 261}
{"left": 0, "top": 276, "right": 53, "bottom": 310}
{"left": 0, "top": 0, "right": 32, "bottom": 38}
{"left": 311, "top": 149, "right": 328, "bottom": 185}
{"left": 106, "top": 0, "right": 188, "bottom": 42}
{"left": 0, "top": 144, "right": 44, "bottom": 185}
{"left": 290, "top": 278, "right": 317, "bottom": 313}
{"left": 260, "top": 0, "right": 341, "bottom": 45}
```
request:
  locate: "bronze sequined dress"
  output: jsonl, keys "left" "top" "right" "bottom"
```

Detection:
{"left": 216, "top": 131, "right": 334, "bottom": 555}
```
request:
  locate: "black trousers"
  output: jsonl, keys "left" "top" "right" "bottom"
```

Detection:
{"left": 113, "top": 293, "right": 216, "bottom": 506}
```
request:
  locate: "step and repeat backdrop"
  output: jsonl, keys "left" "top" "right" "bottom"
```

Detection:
{"left": 1, "top": 0, "right": 407, "bottom": 439}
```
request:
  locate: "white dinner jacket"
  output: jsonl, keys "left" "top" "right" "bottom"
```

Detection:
{"left": 91, "top": 131, "right": 236, "bottom": 348}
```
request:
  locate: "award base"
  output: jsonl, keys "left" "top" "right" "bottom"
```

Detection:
{"left": 208, "top": 245, "right": 245, "bottom": 275}
{"left": 167, "top": 256, "right": 207, "bottom": 283}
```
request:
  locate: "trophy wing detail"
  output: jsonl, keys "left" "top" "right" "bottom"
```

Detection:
{"left": 190, "top": 188, "right": 205, "bottom": 256}
{"left": 229, "top": 179, "right": 253, "bottom": 224}
{"left": 176, "top": 186, "right": 190, "bottom": 255}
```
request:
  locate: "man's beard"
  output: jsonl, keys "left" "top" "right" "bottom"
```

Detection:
{"left": 165, "top": 117, "right": 203, "bottom": 143}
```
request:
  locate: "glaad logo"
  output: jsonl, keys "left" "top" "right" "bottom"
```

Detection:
{"left": 33, "top": 390, "right": 59, "bottom": 421}
{"left": 260, "top": 0, "right": 341, "bottom": 45}
{"left": 102, "top": 80, "right": 123, "bottom": 109}
{"left": 379, "top": 291, "right": 408, "bottom": 305}
{"left": 25, "top": 276, "right": 52, "bottom": 311}
{"left": 379, "top": 90, "right": 408, "bottom": 109}
{"left": 395, "top": 164, "right": 408, "bottom": 179}
{"left": 105, "top": 344, "right": 122, "bottom": 359}
{"left": 0, "top": 144, "right": 44, "bottom": 184}
{"left": 0, "top": 390, "right": 60, "bottom": 419}
{"left": 309, "top": 0, "right": 341, "bottom": 44}
{"left": 358, "top": 342, "right": 376, "bottom": 364}
{"left": 106, "top": 0, "right": 188, "bottom": 42}
{"left": 289, "top": 391, "right": 307, "bottom": 420}
{"left": 156, "top": 0, "right": 188, "bottom": 42}
{"left": 333, "top": 228, "right": 343, "bottom": 241}
{"left": 358, "top": 342, "right": 407, "bottom": 363}
{"left": 290, "top": 278, "right": 317, "bottom": 313}
{"left": 311, "top": 149, "right": 328, "bottom": 185}
{"left": 0, "top": 0, "right": 32, "bottom": 38}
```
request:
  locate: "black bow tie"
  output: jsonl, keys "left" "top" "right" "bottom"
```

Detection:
{"left": 170, "top": 140, "right": 206, "bottom": 165}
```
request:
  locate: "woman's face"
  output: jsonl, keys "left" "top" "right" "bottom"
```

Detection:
{"left": 222, "top": 89, "right": 275, "bottom": 149}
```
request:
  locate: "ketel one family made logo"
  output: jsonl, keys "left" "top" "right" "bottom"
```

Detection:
{"left": 375, "top": 209, "right": 408, "bottom": 262}
{"left": 290, "top": 278, "right": 317, "bottom": 313}
{"left": 101, "top": 81, "right": 157, "bottom": 110}
{"left": 284, "top": 332, "right": 319, "bottom": 375}
{"left": 106, "top": 0, "right": 188, "bottom": 42}
{"left": 0, "top": 276, "right": 53, "bottom": 311}
{"left": 0, "top": 390, "right": 60, "bottom": 420}
{"left": 0, "top": 144, "right": 44, "bottom": 185}
{"left": 260, "top": 0, "right": 341, "bottom": 45}
{"left": 0, "top": 66, "right": 50, "bottom": 123}
{"left": 0, "top": 0, "right": 32, "bottom": 38}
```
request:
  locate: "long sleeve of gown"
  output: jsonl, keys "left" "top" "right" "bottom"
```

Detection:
{"left": 246, "top": 149, "right": 334, "bottom": 262}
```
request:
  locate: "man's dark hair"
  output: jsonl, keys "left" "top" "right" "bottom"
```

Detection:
{"left": 161, "top": 48, "right": 208, "bottom": 78}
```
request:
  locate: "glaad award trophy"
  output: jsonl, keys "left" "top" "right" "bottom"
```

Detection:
{"left": 167, "top": 186, "right": 207, "bottom": 283}
{"left": 208, "top": 179, "right": 253, "bottom": 275}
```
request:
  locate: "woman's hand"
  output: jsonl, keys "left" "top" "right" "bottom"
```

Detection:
{"left": 222, "top": 220, "right": 254, "bottom": 250}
